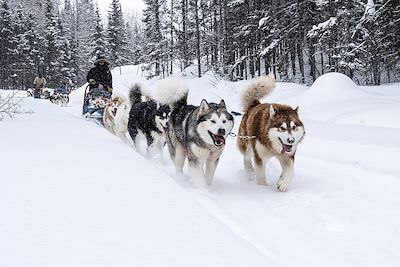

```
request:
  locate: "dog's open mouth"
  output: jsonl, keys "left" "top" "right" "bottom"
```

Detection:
{"left": 278, "top": 138, "right": 293, "bottom": 153}
{"left": 208, "top": 131, "right": 225, "bottom": 147}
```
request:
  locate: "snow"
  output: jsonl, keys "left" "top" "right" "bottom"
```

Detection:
{"left": 1, "top": 65, "right": 400, "bottom": 266}
{"left": 260, "top": 39, "right": 279, "bottom": 56}
{"left": 366, "top": 0, "right": 376, "bottom": 16}
{"left": 0, "top": 98, "right": 269, "bottom": 266}
{"left": 258, "top": 17, "right": 269, "bottom": 29}
{"left": 307, "top": 17, "right": 337, "bottom": 38}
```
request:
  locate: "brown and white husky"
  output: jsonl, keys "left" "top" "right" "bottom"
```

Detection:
{"left": 103, "top": 94, "right": 126, "bottom": 134}
{"left": 237, "top": 76, "right": 305, "bottom": 192}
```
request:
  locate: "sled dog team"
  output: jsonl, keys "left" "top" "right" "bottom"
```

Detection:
{"left": 103, "top": 76, "right": 305, "bottom": 192}
{"left": 50, "top": 92, "right": 70, "bottom": 107}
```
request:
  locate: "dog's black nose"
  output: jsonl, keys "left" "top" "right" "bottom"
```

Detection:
{"left": 218, "top": 129, "right": 225, "bottom": 136}
{"left": 287, "top": 137, "right": 295, "bottom": 144}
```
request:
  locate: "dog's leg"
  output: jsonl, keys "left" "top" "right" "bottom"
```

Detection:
{"left": 174, "top": 143, "right": 186, "bottom": 175}
{"left": 110, "top": 122, "right": 115, "bottom": 134}
{"left": 254, "top": 152, "right": 268, "bottom": 186}
{"left": 188, "top": 159, "right": 206, "bottom": 188}
{"left": 243, "top": 148, "right": 255, "bottom": 180}
{"left": 134, "top": 134, "right": 141, "bottom": 151}
{"left": 156, "top": 139, "right": 166, "bottom": 163}
{"left": 205, "top": 158, "right": 219, "bottom": 185}
{"left": 146, "top": 134, "right": 155, "bottom": 158}
{"left": 159, "top": 141, "right": 165, "bottom": 160}
{"left": 277, "top": 156, "right": 294, "bottom": 192}
{"left": 120, "top": 131, "right": 131, "bottom": 145}
{"left": 129, "top": 126, "right": 140, "bottom": 151}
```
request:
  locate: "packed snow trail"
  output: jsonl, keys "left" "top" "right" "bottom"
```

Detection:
{"left": 69, "top": 66, "right": 400, "bottom": 266}
{"left": 0, "top": 98, "right": 271, "bottom": 266}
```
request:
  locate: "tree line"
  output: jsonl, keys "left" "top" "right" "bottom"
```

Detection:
{"left": 142, "top": 0, "right": 399, "bottom": 85}
{"left": 0, "top": 0, "right": 142, "bottom": 89}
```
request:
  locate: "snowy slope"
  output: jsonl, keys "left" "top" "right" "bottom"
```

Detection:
{"left": 1, "top": 66, "right": 400, "bottom": 266}
{"left": 0, "top": 98, "right": 269, "bottom": 266}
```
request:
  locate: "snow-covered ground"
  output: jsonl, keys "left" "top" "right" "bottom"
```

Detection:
{"left": 1, "top": 65, "right": 400, "bottom": 266}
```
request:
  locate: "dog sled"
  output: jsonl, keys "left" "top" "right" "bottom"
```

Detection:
{"left": 33, "top": 88, "right": 52, "bottom": 99}
{"left": 50, "top": 85, "right": 70, "bottom": 107}
{"left": 82, "top": 84, "right": 111, "bottom": 125}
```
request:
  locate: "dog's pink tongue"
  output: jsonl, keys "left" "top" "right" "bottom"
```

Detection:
{"left": 281, "top": 144, "right": 292, "bottom": 153}
{"left": 215, "top": 135, "right": 225, "bottom": 145}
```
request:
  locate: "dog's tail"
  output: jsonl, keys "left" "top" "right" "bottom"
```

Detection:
{"left": 111, "top": 92, "right": 127, "bottom": 102}
{"left": 129, "top": 83, "right": 143, "bottom": 105}
{"left": 241, "top": 75, "right": 276, "bottom": 111}
{"left": 156, "top": 79, "right": 188, "bottom": 110}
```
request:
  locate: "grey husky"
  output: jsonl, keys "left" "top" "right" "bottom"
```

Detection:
{"left": 157, "top": 80, "right": 234, "bottom": 187}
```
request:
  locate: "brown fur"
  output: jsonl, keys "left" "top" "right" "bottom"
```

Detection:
{"left": 237, "top": 76, "right": 305, "bottom": 192}
{"left": 103, "top": 95, "right": 126, "bottom": 134}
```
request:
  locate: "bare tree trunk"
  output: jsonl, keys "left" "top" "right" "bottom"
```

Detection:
{"left": 297, "top": 43, "right": 305, "bottom": 83}
{"left": 170, "top": 0, "right": 174, "bottom": 74}
{"left": 272, "top": 50, "right": 277, "bottom": 78}
{"left": 182, "top": 0, "right": 188, "bottom": 68}
{"left": 290, "top": 44, "right": 296, "bottom": 77}
{"left": 194, "top": 0, "right": 202, "bottom": 77}
{"left": 320, "top": 53, "right": 324, "bottom": 75}
{"left": 212, "top": 1, "right": 218, "bottom": 65}
{"left": 308, "top": 44, "right": 316, "bottom": 82}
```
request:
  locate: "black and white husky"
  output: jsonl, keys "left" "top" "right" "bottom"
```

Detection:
{"left": 127, "top": 84, "right": 171, "bottom": 157}
{"left": 157, "top": 80, "right": 234, "bottom": 187}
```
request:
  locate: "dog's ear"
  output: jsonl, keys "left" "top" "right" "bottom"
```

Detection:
{"left": 198, "top": 99, "right": 210, "bottom": 119}
{"left": 218, "top": 99, "right": 226, "bottom": 109}
{"left": 294, "top": 106, "right": 299, "bottom": 113}
{"left": 269, "top": 104, "right": 276, "bottom": 117}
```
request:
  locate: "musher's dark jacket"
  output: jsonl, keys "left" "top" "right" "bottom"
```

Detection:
{"left": 86, "top": 63, "right": 112, "bottom": 89}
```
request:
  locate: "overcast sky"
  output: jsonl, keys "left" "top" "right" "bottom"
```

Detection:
{"left": 95, "top": 0, "right": 145, "bottom": 15}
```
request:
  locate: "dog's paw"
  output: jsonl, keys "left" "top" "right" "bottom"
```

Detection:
{"left": 192, "top": 177, "right": 207, "bottom": 188}
{"left": 256, "top": 177, "right": 268, "bottom": 186}
{"left": 246, "top": 171, "right": 256, "bottom": 181}
{"left": 277, "top": 177, "right": 290, "bottom": 192}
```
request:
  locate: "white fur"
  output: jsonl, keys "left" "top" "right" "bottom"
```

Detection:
{"left": 187, "top": 143, "right": 223, "bottom": 187}
{"left": 114, "top": 101, "right": 132, "bottom": 144}
{"left": 155, "top": 113, "right": 169, "bottom": 129}
{"left": 173, "top": 144, "right": 186, "bottom": 175}
{"left": 148, "top": 130, "right": 167, "bottom": 159}
{"left": 111, "top": 92, "right": 127, "bottom": 102}
{"left": 268, "top": 124, "right": 305, "bottom": 156}
{"left": 276, "top": 156, "right": 294, "bottom": 192}
{"left": 156, "top": 79, "right": 189, "bottom": 105}
{"left": 241, "top": 75, "right": 276, "bottom": 111}
{"left": 196, "top": 113, "right": 234, "bottom": 147}
{"left": 254, "top": 140, "right": 273, "bottom": 185}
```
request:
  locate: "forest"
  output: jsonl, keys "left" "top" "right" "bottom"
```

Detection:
{"left": 0, "top": 0, "right": 398, "bottom": 89}
{"left": 142, "top": 0, "right": 399, "bottom": 85}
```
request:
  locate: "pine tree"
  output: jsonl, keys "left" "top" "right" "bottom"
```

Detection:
{"left": 142, "top": 0, "right": 164, "bottom": 76}
{"left": 0, "top": 0, "right": 14, "bottom": 89}
{"left": 377, "top": 0, "right": 400, "bottom": 83}
{"left": 23, "top": 12, "right": 42, "bottom": 88}
{"left": 75, "top": 0, "right": 97, "bottom": 82}
{"left": 107, "top": 0, "right": 130, "bottom": 68}
{"left": 56, "top": 16, "right": 73, "bottom": 83}
{"left": 12, "top": 6, "right": 29, "bottom": 89}
{"left": 90, "top": 5, "right": 106, "bottom": 61}
{"left": 43, "top": 0, "right": 61, "bottom": 87}
{"left": 61, "top": 0, "right": 78, "bottom": 85}
{"left": 126, "top": 12, "right": 145, "bottom": 65}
